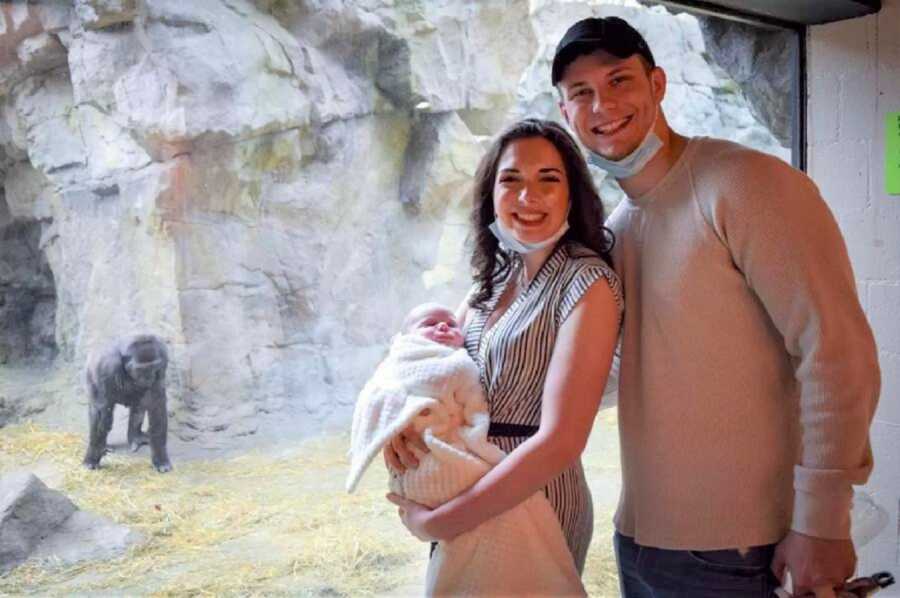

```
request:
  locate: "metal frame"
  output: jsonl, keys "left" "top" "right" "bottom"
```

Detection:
{"left": 648, "top": 0, "right": 802, "bottom": 29}
{"left": 649, "top": 0, "right": 879, "bottom": 26}
{"left": 795, "top": 31, "right": 807, "bottom": 171}
{"left": 648, "top": 1, "right": 807, "bottom": 170}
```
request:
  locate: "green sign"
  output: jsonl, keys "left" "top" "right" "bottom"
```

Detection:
{"left": 888, "top": 111, "right": 900, "bottom": 195}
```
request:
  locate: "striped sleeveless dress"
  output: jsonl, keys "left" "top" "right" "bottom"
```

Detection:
{"left": 463, "top": 241, "right": 623, "bottom": 573}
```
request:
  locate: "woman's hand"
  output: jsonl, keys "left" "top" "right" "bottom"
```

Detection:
{"left": 386, "top": 493, "right": 443, "bottom": 542}
{"left": 383, "top": 424, "right": 428, "bottom": 473}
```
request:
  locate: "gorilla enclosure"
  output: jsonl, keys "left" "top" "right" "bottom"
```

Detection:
{"left": 0, "top": 0, "right": 794, "bottom": 594}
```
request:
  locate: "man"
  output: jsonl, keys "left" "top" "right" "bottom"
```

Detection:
{"left": 552, "top": 16, "right": 880, "bottom": 597}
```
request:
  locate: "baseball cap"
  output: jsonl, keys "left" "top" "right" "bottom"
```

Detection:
{"left": 551, "top": 17, "right": 656, "bottom": 86}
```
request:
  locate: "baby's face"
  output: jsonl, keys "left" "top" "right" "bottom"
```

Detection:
{"left": 407, "top": 306, "right": 464, "bottom": 348}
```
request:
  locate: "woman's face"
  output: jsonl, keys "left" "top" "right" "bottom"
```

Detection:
{"left": 492, "top": 136, "right": 570, "bottom": 245}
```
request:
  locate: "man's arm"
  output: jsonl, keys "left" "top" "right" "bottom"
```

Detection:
{"left": 713, "top": 154, "right": 879, "bottom": 537}
{"left": 707, "top": 151, "right": 880, "bottom": 589}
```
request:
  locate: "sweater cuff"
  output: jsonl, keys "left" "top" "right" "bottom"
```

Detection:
{"left": 791, "top": 488, "right": 853, "bottom": 540}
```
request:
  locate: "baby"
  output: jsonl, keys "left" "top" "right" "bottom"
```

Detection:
{"left": 347, "top": 303, "right": 585, "bottom": 597}
{"left": 403, "top": 302, "right": 465, "bottom": 349}
{"left": 347, "top": 303, "right": 492, "bottom": 505}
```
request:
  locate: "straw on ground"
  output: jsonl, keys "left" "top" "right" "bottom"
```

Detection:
{"left": 0, "top": 422, "right": 619, "bottom": 596}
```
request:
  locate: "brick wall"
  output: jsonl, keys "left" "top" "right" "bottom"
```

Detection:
{"left": 808, "top": 0, "right": 900, "bottom": 577}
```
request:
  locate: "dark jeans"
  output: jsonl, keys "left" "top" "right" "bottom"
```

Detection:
{"left": 614, "top": 531, "right": 781, "bottom": 597}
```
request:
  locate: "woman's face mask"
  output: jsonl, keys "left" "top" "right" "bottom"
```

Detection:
{"left": 489, "top": 218, "right": 570, "bottom": 255}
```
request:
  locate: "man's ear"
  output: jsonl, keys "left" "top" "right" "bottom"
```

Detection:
{"left": 649, "top": 66, "right": 667, "bottom": 104}
{"left": 558, "top": 96, "right": 571, "bottom": 125}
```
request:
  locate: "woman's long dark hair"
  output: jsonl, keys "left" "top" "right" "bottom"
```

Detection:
{"left": 469, "top": 118, "right": 615, "bottom": 310}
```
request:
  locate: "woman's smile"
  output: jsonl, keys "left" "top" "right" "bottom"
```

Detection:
{"left": 513, "top": 210, "right": 549, "bottom": 227}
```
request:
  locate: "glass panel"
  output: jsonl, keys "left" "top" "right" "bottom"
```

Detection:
{"left": 0, "top": 1, "right": 800, "bottom": 595}
{"left": 518, "top": 0, "right": 800, "bottom": 211}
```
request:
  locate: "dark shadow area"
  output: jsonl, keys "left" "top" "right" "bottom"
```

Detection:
{"left": 0, "top": 200, "right": 57, "bottom": 366}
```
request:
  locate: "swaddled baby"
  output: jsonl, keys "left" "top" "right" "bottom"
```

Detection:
{"left": 347, "top": 303, "right": 585, "bottom": 597}
{"left": 346, "top": 303, "right": 497, "bottom": 504}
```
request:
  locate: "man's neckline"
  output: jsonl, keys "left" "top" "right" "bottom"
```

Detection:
{"left": 625, "top": 135, "right": 701, "bottom": 206}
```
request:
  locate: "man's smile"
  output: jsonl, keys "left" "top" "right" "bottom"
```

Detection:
{"left": 591, "top": 115, "right": 633, "bottom": 137}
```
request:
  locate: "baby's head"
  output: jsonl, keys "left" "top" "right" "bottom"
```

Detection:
{"left": 402, "top": 303, "right": 464, "bottom": 348}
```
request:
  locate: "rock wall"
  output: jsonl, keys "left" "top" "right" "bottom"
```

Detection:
{"left": 0, "top": 0, "right": 790, "bottom": 447}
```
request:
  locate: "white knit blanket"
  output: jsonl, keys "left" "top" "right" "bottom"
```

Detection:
{"left": 347, "top": 334, "right": 585, "bottom": 597}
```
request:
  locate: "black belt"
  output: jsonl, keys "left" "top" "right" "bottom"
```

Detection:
{"left": 488, "top": 422, "right": 539, "bottom": 437}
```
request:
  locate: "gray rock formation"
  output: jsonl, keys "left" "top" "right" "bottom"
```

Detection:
{"left": 637, "top": 1, "right": 797, "bottom": 147}
{"left": 697, "top": 17, "right": 796, "bottom": 147}
{"left": 74, "top": 0, "right": 138, "bottom": 31}
{"left": 0, "top": 0, "right": 792, "bottom": 447}
{"left": 0, "top": 472, "right": 143, "bottom": 573}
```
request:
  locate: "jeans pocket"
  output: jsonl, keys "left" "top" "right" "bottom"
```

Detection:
{"left": 635, "top": 545, "right": 776, "bottom": 595}
{"left": 687, "top": 546, "right": 773, "bottom": 576}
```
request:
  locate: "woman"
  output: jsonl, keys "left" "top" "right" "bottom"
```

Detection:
{"left": 387, "top": 118, "right": 622, "bottom": 574}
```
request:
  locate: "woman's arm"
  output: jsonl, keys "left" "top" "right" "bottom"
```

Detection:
{"left": 390, "top": 279, "right": 620, "bottom": 541}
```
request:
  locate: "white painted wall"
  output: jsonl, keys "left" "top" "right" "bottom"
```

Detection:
{"left": 808, "top": 0, "right": 900, "bottom": 579}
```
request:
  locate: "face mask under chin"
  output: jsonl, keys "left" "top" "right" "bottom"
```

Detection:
{"left": 488, "top": 217, "right": 570, "bottom": 255}
{"left": 586, "top": 106, "right": 662, "bottom": 179}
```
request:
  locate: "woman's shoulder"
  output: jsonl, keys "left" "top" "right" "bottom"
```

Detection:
{"left": 558, "top": 242, "right": 624, "bottom": 315}
{"left": 562, "top": 242, "right": 616, "bottom": 277}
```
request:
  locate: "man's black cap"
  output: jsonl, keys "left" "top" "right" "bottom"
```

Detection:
{"left": 551, "top": 17, "right": 656, "bottom": 86}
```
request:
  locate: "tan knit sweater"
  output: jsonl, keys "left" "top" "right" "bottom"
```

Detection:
{"left": 606, "top": 136, "right": 880, "bottom": 550}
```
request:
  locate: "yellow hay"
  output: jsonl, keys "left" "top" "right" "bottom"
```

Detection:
{"left": 0, "top": 422, "right": 619, "bottom": 597}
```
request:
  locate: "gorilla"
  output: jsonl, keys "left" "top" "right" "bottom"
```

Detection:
{"left": 83, "top": 334, "right": 172, "bottom": 473}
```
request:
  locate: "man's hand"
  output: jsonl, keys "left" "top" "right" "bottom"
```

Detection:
{"left": 772, "top": 531, "right": 856, "bottom": 595}
{"left": 382, "top": 424, "right": 428, "bottom": 473}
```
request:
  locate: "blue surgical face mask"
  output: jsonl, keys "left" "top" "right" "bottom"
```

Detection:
{"left": 586, "top": 113, "right": 663, "bottom": 179}
{"left": 489, "top": 217, "right": 570, "bottom": 255}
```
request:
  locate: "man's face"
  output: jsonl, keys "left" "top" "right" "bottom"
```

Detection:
{"left": 408, "top": 307, "right": 464, "bottom": 348}
{"left": 558, "top": 51, "right": 665, "bottom": 160}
